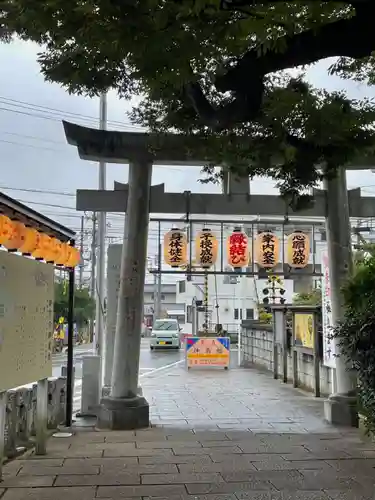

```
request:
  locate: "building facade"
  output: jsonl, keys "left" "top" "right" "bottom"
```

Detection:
{"left": 143, "top": 282, "right": 185, "bottom": 326}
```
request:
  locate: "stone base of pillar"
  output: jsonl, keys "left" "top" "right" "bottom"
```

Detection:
{"left": 98, "top": 396, "right": 149, "bottom": 430}
{"left": 101, "top": 386, "right": 143, "bottom": 397}
{"left": 324, "top": 392, "right": 358, "bottom": 427}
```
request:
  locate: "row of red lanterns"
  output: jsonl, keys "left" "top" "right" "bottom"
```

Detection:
{"left": 0, "top": 214, "right": 80, "bottom": 267}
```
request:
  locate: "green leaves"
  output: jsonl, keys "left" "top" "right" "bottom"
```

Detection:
{"left": 54, "top": 281, "right": 95, "bottom": 327}
{"left": 334, "top": 255, "right": 375, "bottom": 432}
{"left": 3, "top": 1, "right": 375, "bottom": 205}
{"left": 293, "top": 288, "right": 321, "bottom": 306}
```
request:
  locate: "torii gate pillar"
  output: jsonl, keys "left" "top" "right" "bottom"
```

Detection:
{"left": 99, "top": 159, "right": 152, "bottom": 429}
{"left": 323, "top": 167, "right": 358, "bottom": 426}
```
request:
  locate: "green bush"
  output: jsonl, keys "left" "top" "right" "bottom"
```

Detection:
{"left": 334, "top": 256, "right": 375, "bottom": 433}
{"left": 293, "top": 288, "right": 322, "bottom": 306}
{"left": 258, "top": 308, "right": 272, "bottom": 324}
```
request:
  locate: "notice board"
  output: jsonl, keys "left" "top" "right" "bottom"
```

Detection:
{"left": 186, "top": 337, "right": 230, "bottom": 369}
{"left": 0, "top": 251, "right": 54, "bottom": 391}
{"left": 294, "top": 312, "right": 314, "bottom": 349}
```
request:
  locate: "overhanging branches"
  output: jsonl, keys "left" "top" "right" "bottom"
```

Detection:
{"left": 187, "top": 0, "right": 375, "bottom": 128}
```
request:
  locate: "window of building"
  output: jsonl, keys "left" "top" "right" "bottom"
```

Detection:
{"left": 187, "top": 305, "right": 192, "bottom": 323}
{"left": 178, "top": 280, "right": 186, "bottom": 294}
{"left": 246, "top": 308, "right": 254, "bottom": 320}
{"left": 234, "top": 308, "right": 242, "bottom": 320}
{"left": 149, "top": 293, "right": 166, "bottom": 301}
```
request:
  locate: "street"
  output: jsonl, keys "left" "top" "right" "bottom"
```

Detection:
{"left": 52, "top": 339, "right": 185, "bottom": 411}
{"left": 52, "top": 339, "right": 184, "bottom": 379}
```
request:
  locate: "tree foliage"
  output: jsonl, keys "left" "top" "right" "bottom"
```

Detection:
{"left": 258, "top": 306, "right": 272, "bottom": 324}
{"left": 293, "top": 288, "right": 322, "bottom": 306}
{"left": 2, "top": 1, "right": 375, "bottom": 203}
{"left": 334, "top": 255, "right": 375, "bottom": 433}
{"left": 54, "top": 281, "right": 95, "bottom": 328}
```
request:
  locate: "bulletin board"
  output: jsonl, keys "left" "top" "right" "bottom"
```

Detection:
{"left": 0, "top": 251, "right": 54, "bottom": 391}
{"left": 293, "top": 312, "right": 314, "bottom": 350}
{"left": 186, "top": 337, "right": 230, "bottom": 369}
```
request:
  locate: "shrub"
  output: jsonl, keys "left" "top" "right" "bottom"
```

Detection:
{"left": 334, "top": 256, "right": 375, "bottom": 433}
{"left": 258, "top": 308, "right": 272, "bottom": 324}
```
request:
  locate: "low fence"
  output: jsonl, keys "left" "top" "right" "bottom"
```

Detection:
{"left": 241, "top": 323, "right": 334, "bottom": 396}
{"left": 3, "top": 377, "right": 66, "bottom": 459}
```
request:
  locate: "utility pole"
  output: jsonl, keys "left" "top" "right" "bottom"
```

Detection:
{"left": 153, "top": 272, "right": 158, "bottom": 321}
{"left": 156, "top": 243, "right": 162, "bottom": 318}
{"left": 203, "top": 271, "right": 209, "bottom": 333}
{"left": 78, "top": 215, "right": 85, "bottom": 288}
{"left": 89, "top": 213, "right": 97, "bottom": 343}
{"left": 95, "top": 93, "right": 107, "bottom": 371}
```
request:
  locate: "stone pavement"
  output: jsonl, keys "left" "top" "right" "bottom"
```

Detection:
{"left": 2, "top": 364, "right": 375, "bottom": 500}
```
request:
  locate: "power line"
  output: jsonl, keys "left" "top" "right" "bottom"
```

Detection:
{"left": 1, "top": 130, "right": 67, "bottom": 146}
{"left": 0, "top": 95, "right": 144, "bottom": 131}
{"left": 0, "top": 137, "right": 66, "bottom": 153}
{"left": 14, "top": 199, "right": 77, "bottom": 210}
{"left": 0, "top": 185, "right": 75, "bottom": 197}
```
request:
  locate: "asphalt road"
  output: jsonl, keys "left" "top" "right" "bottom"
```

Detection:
{"left": 52, "top": 338, "right": 184, "bottom": 379}
{"left": 51, "top": 339, "right": 185, "bottom": 411}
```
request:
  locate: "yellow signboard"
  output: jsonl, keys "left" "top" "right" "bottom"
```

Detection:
{"left": 186, "top": 337, "right": 230, "bottom": 368}
{"left": 294, "top": 313, "right": 314, "bottom": 349}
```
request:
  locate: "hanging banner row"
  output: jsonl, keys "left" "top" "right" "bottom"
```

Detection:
{"left": 164, "top": 228, "right": 310, "bottom": 269}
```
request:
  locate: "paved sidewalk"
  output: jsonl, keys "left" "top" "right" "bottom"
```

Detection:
{"left": 2, "top": 365, "right": 375, "bottom": 500}
{"left": 141, "top": 364, "right": 340, "bottom": 432}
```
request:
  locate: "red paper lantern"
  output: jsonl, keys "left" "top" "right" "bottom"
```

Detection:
{"left": 32, "top": 233, "right": 52, "bottom": 260}
{"left": 2, "top": 221, "right": 27, "bottom": 250}
{"left": 227, "top": 229, "right": 249, "bottom": 268}
{"left": 65, "top": 246, "right": 80, "bottom": 268}
{"left": 195, "top": 229, "right": 218, "bottom": 269}
{"left": 287, "top": 232, "right": 310, "bottom": 268}
{"left": 164, "top": 229, "right": 187, "bottom": 268}
{"left": 19, "top": 227, "right": 39, "bottom": 254}
{"left": 0, "top": 214, "right": 13, "bottom": 245}
{"left": 256, "top": 232, "right": 280, "bottom": 269}
{"left": 56, "top": 242, "right": 70, "bottom": 266}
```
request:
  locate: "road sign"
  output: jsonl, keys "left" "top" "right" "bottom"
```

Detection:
{"left": 186, "top": 337, "right": 230, "bottom": 369}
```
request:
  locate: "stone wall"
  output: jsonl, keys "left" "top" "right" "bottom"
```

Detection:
{"left": 4, "top": 377, "right": 66, "bottom": 459}
{"left": 241, "top": 325, "right": 333, "bottom": 396}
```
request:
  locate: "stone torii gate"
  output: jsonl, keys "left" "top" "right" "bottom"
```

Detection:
{"left": 63, "top": 120, "right": 375, "bottom": 429}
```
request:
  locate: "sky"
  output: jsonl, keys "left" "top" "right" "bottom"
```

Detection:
{"left": 1, "top": 39, "right": 375, "bottom": 284}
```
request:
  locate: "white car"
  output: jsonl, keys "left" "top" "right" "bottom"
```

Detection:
{"left": 150, "top": 318, "right": 181, "bottom": 350}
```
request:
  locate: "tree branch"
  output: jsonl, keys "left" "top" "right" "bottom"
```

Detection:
{"left": 216, "top": 6, "right": 375, "bottom": 94}
{"left": 220, "top": 0, "right": 370, "bottom": 9}
{"left": 187, "top": 1, "right": 375, "bottom": 128}
{"left": 184, "top": 77, "right": 264, "bottom": 129}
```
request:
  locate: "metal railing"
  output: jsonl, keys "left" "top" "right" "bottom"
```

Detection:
{"left": 207, "top": 322, "right": 240, "bottom": 343}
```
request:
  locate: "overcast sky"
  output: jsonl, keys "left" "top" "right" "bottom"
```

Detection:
{"left": 1, "top": 39, "right": 375, "bottom": 282}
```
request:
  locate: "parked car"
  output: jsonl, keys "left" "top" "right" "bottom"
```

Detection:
{"left": 150, "top": 318, "right": 182, "bottom": 350}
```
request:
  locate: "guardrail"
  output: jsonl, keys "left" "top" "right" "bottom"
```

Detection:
{"left": 2, "top": 377, "right": 66, "bottom": 460}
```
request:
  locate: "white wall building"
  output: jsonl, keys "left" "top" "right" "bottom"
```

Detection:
{"left": 174, "top": 215, "right": 328, "bottom": 334}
